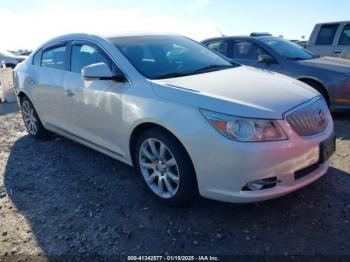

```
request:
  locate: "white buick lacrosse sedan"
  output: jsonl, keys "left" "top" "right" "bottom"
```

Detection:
{"left": 13, "top": 33, "right": 335, "bottom": 205}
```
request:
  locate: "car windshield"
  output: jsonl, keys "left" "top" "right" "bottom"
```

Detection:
{"left": 260, "top": 37, "right": 316, "bottom": 60}
{"left": 111, "top": 35, "right": 237, "bottom": 79}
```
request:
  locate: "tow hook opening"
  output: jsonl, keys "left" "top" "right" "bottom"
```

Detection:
{"left": 242, "top": 177, "right": 279, "bottom": 191}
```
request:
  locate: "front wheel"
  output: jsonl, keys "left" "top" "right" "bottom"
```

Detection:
{"left": 21, "top": 97, "right": 48, "bottom": 139}
{"left": 135, "top": 128, "right": 197, "bottom": 205}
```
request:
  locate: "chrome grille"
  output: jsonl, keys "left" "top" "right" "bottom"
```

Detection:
{"left": 286, "top": 98, "right": 330, "bottom": 137}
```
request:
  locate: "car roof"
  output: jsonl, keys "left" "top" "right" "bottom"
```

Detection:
{"left": 201, "top": 35, "right": 274, "bottom": 43}
{"left": 316, "top": 21, "right": 350, "bottom": 25}
{"left": 36, "top": 32, "right": 182, "bottom": 50}
{"left": 106, "top": 31, "right": 179, "bottom": 39}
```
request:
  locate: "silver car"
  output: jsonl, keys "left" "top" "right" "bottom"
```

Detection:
{"left": 0, "top": 49, "right": 24, "bottom": 68}
{"left": 13, "top": 33, "right": 335, "bottom": 205}
{"left": 202, "top": 36, "right": 350, "bottom": 111}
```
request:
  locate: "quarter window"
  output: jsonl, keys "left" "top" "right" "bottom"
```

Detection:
{"left": 33, "top": 50, "right": 42, "bottom": 66}
{"left": 233, "top": 41, "right": 267, "bottom": 61}
{"left": 206, "top": 41, "right": 228, "bottom": 56}
{"left": 41, "top": 45, "right": 67, "bottom": 70}
{"left": 339, "top": 25, "right": 350, "bottom": 45}
{"left": 315, "top": 24, "right": 339, "bottom": 45}
{"left": 71, "top": 44, "right": 110, "bottom": 74}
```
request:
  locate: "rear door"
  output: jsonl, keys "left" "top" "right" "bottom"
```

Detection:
{"left": 308, "top": 23, "right": 340, "bottom": 57}
{"left": 29, "top": 43, "right": 68, "bottom": 128}
{"left": 205, "top": 40, "right": 231, "bottom": 58}
{"left": 335, "top": 24, "right": 350, "bottom": 59}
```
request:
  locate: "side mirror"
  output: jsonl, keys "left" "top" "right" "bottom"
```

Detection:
{"left": 82, "top": 62, "right": 126, "bottom": 82}
{"left": 258, "top": 55, "right": 275, "bottom": 64}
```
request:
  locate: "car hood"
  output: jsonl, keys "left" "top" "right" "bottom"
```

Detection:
{"left": 298, "top": 57, "right": 350, "bottom": 74}
{"left": 151, "top": 66, "right": 319, "bottom": 119}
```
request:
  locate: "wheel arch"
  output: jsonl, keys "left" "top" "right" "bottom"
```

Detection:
{"left": 130, "top": 122, "right": 186, "bottom": 163}
{"left": 17, "top": 90, "right": 34, "bottom": 105}
{"left": 17, "top": 91, "right": 27, "bottom": 102}
{"left": 297, "top": 77, "right": 330, "bottom": 105}
{"left": 129, "top": 122, "right": 197, "bottom": 184}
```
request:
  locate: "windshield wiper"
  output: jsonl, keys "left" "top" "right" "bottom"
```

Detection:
{"left": 154, "top": 72, "right": 191, "bottom": 79}
{"left": 287, "top": 57, "right": 309, "bottom": 61}
{"left": 192, "top": 64, "right": 233, "bottom": 73}
{"left": 153, "top": 64, "right": 233, "bottom": 79}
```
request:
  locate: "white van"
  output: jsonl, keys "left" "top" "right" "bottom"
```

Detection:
{"left": 306, "top": 21, "right": 350, "bottom": 59}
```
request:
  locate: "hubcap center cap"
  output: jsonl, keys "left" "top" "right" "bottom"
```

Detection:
{"left": 154, "top": 160, "right": 167, "bottom": 173}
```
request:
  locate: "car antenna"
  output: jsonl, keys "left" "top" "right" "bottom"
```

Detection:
{"left": 216, "top": 26, "right": 225, "bottom": 37}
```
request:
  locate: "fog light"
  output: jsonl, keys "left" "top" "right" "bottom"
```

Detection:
{"left": 242, "top": 177, "right": 278, "bottom": 191}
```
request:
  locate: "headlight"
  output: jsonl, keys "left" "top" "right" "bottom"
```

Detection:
{"left": 200, "top": 109, "right": 288, "bottom": 142}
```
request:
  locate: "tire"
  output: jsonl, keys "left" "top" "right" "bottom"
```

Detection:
{"left": 21, "top": 96, "right": 48, "bottom": 139}
{"left": 135, "top": 128, "right": 197, "bottom": 205}
{"left": 300, "top": 79, "right": 330, "bottom": 107}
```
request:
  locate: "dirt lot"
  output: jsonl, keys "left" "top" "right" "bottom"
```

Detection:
{"left": 0, "top": 102, "right": 349, "bottom": 258}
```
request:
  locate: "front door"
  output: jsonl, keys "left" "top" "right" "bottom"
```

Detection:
{"left": 232, "top": 40, "right": 283, "bottom": 73}
{"left": 62, "top": 42, "right": 130, "bottom": 156}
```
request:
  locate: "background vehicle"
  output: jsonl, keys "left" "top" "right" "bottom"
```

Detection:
{"left": 306, "top": 21, "right": 350, "bottom": 59}
{"left": 0, "top": 49, "right": 25, "bottom": 68}
{"left": 202, "top": 36, "right": 350, "bottom": 111}
{"left": 291, "top": 40, "right": 307, "bottom": 48}
{"left": 13, "top": 33, "right": 334, "bottom": 205}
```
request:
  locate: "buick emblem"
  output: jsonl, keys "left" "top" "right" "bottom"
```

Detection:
{"left": 318, "top": 109, "right": 327, "bottom": 128}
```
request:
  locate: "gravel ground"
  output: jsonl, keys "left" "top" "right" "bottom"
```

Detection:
{"left": 0, "top": 102, "right": 349, "bottom": 258}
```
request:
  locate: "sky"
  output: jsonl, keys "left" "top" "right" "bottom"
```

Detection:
{"left": 0, "top": 0, "right": 349, "bottom": 50}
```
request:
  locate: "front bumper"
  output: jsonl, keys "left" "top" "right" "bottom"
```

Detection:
{"left": 183, "top": 118, "right": 334, "bottom": 203}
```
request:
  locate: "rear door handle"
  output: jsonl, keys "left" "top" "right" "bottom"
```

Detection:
{"left": 333, "top": 49, "right": 342, "bottom": 54}
{"left": 64, "top": 89, "right": 75, "bottom": 97}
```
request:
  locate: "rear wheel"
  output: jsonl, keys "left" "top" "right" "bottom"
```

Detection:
{"left": 135, "top": 128, "right": 197, "bottom": 205}
{"left": 21, "top": 97, "right": 48, "bottom": 139}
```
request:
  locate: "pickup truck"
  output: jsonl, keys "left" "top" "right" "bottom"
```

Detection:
{"left": 306, "top": 21, "right": 350, "bottom": 59}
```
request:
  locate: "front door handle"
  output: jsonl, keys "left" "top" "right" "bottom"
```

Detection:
{"left": 333, "top": 49, "right": 342, "bottom": 54}
{"left": 64, "top": 89, "right": 75, "bottom": 97}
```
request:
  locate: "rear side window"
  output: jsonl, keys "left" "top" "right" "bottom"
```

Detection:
{"left": 315, "top": 24, "right": 339, "bottom": 45}
{"left": 206, "top": 41, "right": 228, "bottom": 56}
{"left": 71, "top": 44, "right": 111, "bottom": 74}
{"left": 339, "top": 25, "right": 350, "bottom": 45}
{"left": 32, "top": 50, "right": 42, "bottom": 66}
{"left": 41, "top": 45, "right": 67, "bottom": 70}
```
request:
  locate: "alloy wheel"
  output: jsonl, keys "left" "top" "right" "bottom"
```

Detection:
{"left": 22, "top": 100, "right": 38, "bottom": 135}
{"left": 138, "top": 138, "right": 180, "bottom": 199}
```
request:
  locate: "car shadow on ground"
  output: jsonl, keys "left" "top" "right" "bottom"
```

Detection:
{"left": 333, "top": 112, "right": 350, "bottom": 140}
{"left": 0, "top": 102, "right": 19, "bottom": 116}
{"left": 3, "top": 133, "right": 350, "bottom": 256}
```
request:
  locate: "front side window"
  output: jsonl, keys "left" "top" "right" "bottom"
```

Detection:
{"left": 339, "top": 25, "right": 350, "bottom": 45}
{"left": 71, "top": 44, "right": 111, "bottom": 74}
{"left": 315, "top": 24, "right": 339, "bottom": 45}
{"left": 206, "top": 41, "right": 228, "bottom": 56}
{"left": 233, "top": 41, "right": 267, "bottom": 61}
{"left": 260, "top": 37, "right": 315, "bottom": 60}
{"left": 111, "top": 35, "right": 236, "bottom": 79}
{"left": 41, "top": 45, "right": 67, "bottom": 70}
